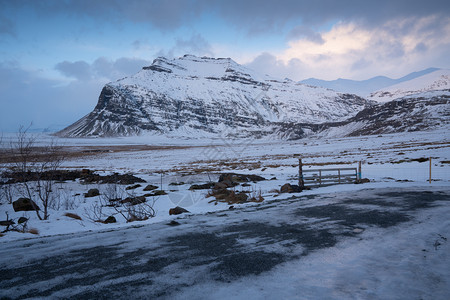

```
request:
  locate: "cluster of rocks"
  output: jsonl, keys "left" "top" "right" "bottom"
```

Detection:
{"left": 1, "top": 169, "right": 146, "bottom": 185}
{"left": 207, "top": 173, "right": 266, "bottom": 205}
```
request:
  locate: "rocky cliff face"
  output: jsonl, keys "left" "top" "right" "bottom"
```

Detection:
{"left": 314, "top": 91, "right": 450, "bottom": 138}
{"left": 57, "top": 55, "right": 370, "bottom": 138}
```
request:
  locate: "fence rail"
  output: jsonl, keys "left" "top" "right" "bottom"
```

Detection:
{"left": 298, "top": 159, "right": 361, "bottom": 188}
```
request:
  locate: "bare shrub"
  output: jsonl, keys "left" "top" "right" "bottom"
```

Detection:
{"left": 50, "top": 184, "right": 79, "bottom": 211}
{"left": 9, "top": 125, "right": 65, "bottom": 220}
{"left": 1, "top": 184, "right": 14, "bottom": 205}
{"left": 84, "top": 183, "right": 157, "bottom": 223}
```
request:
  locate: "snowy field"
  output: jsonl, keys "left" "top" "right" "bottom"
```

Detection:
{"left": 0, "top": 129, "right": 449, "bottom": 298}
{"left": 0, "top": 128, "right": 449, "bottom": 240}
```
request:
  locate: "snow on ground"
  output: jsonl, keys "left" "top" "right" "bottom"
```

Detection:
{"left": 0, "top": 128, "right": 449, "bottom": 242}
{"left": 0, "top": 186, "right": 448, "bottom": 299}
{"left": 170, "top": 193, "right": 450, "bottom": 300}
{"left": 0, "top": 129, "right": 449, "bottom": 299}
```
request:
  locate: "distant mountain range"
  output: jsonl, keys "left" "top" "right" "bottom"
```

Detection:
{"left": 368, "top": 69, "right": 450, "bottom": 102}
{"left": 300, "top": 68, "right": 441, "bottom": 97}
{"left": 57, "top": 56, "right": 449, "bottom": 139}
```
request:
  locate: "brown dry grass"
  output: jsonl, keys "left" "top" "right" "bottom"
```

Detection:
{"left": 64, "top": 212, "right": 82, "bottom": 220}
{"left": 28, "top": 228, "right": 39, "bottom": 235}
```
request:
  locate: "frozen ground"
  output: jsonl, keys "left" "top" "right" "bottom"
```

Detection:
{"left": 0, "top": 129, "right": 449, "bottom": 298}
{"left": 0, "top": 187, "right": 449, "bottom": 299}
{"left": 0, "top": 128, "right": 449, "bottom": 240}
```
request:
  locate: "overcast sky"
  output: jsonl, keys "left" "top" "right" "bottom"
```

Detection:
{"left": 1, "top": 0, "right": 449, "bottom": 132}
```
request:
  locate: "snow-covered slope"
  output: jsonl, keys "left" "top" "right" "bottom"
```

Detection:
{"left": 317, "top": 91, "right": 450, "bottom": 137}
{"left": 300, "top": 68, "right": 440, "bottom": 97}
{"left": 57, "top": 55, "right": 369, "bottom": 138}
{"left": 369, "top": 69, "right": 450, "bottom": 102}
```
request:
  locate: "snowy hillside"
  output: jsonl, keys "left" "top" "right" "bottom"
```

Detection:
{"left": 369, "top": 69, "right": 450, "bottom": 102}
{"left": 57, "top": 55, "right": 369, "bottom": 138}
{"left": 300, "top": 68, "right": 439, "bottom": 97}
{"left": 317, "top": 91, "right": 450, "bottom": 137}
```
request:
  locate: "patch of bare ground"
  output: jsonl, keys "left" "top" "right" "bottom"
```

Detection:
{"left": 0, "top": 145, "right": 199, "bottom": 164}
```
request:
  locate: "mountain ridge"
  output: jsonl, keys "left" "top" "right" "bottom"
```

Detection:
{"left": 300, "top": 67, "right": 441, "bottom": 97}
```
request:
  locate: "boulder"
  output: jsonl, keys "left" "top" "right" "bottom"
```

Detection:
{"left": 355, "top": 178, "right": 370, "bottom": 184}
{"left": 169, "top": 206, "right": 189, "bottom": 215}
{"left": 280, "top": 183, "right": 302, "bottom": 193}
{"left": 17, "top": 217, "right": 29, "bottom": 224}
{"left": 126, "top": 184, "right": 142, "bottom": 190}
{"left": 167, "top": 220, "right": 181, "bottom": 226}
{"left": 214, "top": 182, "right": 231, "bottom": 190}
{"left": 143, "top": 184, "right": 158, "bottom": 191}
{"left": 189, "top": 182, "right": 215, "bottom": 190}
{"left": 104, "top": 216, "right": 117, "bottom": 223}
{"left": 84, "top": 188, "right": 100, "bottom": 198}
{"left": 218, "top": 173, "right": 265, "bottom": 183}
{"left": 13, "top": 198, "right": 40, "bottom": 212}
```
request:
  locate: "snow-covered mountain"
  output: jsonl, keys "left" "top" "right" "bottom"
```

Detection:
{"left": 57, "top": 55, "right": 369, "bottom": 138}
{"left": 314, "top": 91, "right": 450, "bottom": 138}
{"left": 368, "top": 69, "right": 450, "bottom": 102}
{"left": 300, "top": 68, "right": 439, "bottom": 97}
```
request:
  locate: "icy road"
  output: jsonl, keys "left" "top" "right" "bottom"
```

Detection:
{"left": 1, "top": 187, "right": 449, "bottom": 299}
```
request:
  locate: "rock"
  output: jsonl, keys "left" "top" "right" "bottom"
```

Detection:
{"left": 214, "top": 182, "right": 230, "bottom": 190}
{"left": 218, "top": 173, "right": 266, "bottom": 184}
{"left": 120, "top": 196, "right": 146, "bottom": 205}
{"left": 355, "top": 178, "right": 370, "bottom": 184}
{"left": 280, "top": 183, "right": 302, "bottom": 193}
{"left": 167, "top": 220, "right": 181, "bottom": 226}
{"left": 104, "top": 216, "right": 117, "bottom": 223}
{"left": 189, "top": 182, "right": 215, "bottom": 190}
{"left": 13, "top": 198, "right": 40, "bottom": 212}
{"left": 84, "top": 188, "right": 100, "bottom": 198}
{"left": 0, "top": 220, "right": 15, "bottom": 226}
{"left": 169, "top": 206, "right": 189, "bottom": 215}
{"left": 64, "top": 213, "right": 82, "bottom": 220}
{"left": 226, "top": 192, "right": 248, "bottom": 204}
{"left": 17, "top": 217, "right": 28, "bottom": 224}
{"left": 126, "top": 184, "right": 142, "bottom": 190}
{"left": 143, "top": 184, "right": 158, "bottom": 191}
{"left": 151, "top": 190, "right": 167, "bottom": 196}
{"left": 131, "top": 196, "right": 146, "bottom": 205}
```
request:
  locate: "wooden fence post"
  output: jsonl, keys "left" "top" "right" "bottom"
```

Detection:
{"left": 298, "top": 158, "right": 304, "bottom": 189}
{"left": 429, "top": 157, "right": 432, "bottom": 184}
{"left": 358, "top": 161, "right": 362, "bottom": 182}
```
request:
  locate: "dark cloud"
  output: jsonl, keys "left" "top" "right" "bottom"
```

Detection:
{"left": 0, "top": 62, "right": 102, "bottom": 132}
{"left": 56, "top": 57, "right": 151, "bottom": 81}
{"left": 92, "top": 57, "right": 151, "bottom": 79}
{"left": 157, "top": 34, "right": 213, "bottom": 58}
{"left": 2, "top": 0, "right": 449, "bottom": 36}
{"left": 245, "top": 52, "right": 305, "bottom": 79}
{"left": 55, "top": 61, "right": 92, "bottom": 81}
{"left": 174, "top": 34, "right": 213, "bottom": 56}
{"left": 287, "top": 26, "right": 324, "bottom": 43}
